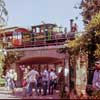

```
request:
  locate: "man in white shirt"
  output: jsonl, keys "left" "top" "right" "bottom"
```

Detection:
{"left": 42, "top": 67, "right": 49, "bottom": 95}
{"left": 26, "top": 68, "right": 39, "bottom": 96}
{"left": 49, "top": 69, "right": 57, "bottom": 95}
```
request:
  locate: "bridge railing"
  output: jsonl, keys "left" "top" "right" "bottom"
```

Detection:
{"left": 5, "top": 33, "right": 67, "bottom": 49}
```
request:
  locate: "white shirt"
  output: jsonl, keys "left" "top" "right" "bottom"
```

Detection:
{"left": 27, "top": 69, "right": 39, "bottom": 83}
{"left": 42, "top": 70, "right": 49, "bottom": 81}
{"left": 50, "top": 71, "right": 57, "bottom": 80}
{"left": 13, "top": 72, "right": 17, "bottom": 81}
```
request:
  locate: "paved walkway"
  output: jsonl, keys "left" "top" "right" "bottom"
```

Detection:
{"left": 0, "top": 87, "right": 60, "bottom": 99}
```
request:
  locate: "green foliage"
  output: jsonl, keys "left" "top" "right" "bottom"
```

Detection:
{"left": 0, "top": 0, "right": 8, "bottom": 76}
{"left": 85, "top": 12, "right": 100, "bottom": 58}
{"left": 59, "top": 1, "right": 100, "bottom": 58}
{"left": 95, "top": 43, "right": 100, "bottom": 58}
{"left": 63, "top": 34, "right": 89, "bottom": 55}
{"left": 4, "top": 51, "right": 24, "bottom": 72}
{"left": 80, "top": 0, "right": 100, "bottom": 24}
{"left": 86, "top": 12, "right": 100, "bottom": 32}
{"left": 0, "top": 43, "right": 5, "bottom": 76}
{"left": 0, "top": 77, "right": 5, "bottom": 86}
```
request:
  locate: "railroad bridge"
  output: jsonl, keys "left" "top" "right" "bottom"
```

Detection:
{"left": 6, "top": 45, "right": 66, "bottom": 65}
{"left": 18, "top": 45, "right": 65, "bottom": 65}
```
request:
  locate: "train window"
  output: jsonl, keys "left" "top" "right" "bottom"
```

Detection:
{"left": 13, "top": 32, "right": 22, "bottom": 39}
{"left": 33, "top": 28, "right": 36, "bottom": 33}
{"left": 18, "top": 32, "right": 22, "bottom": 39}
{"left": 53, "top": 27, "right": 59, "bottom": 32}
{"left": 12, "top": 31, "right": 22, "bottom": 46}
{"left": 36, "top": 28, "right": 40, "bottom": 33}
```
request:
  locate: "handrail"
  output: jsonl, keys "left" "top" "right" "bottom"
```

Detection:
{"left": 4, "top": 33, "right": 67, "bottom": 49}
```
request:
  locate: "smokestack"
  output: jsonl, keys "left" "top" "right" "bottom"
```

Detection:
{"left": 70, "top": 19, "right": 74, "bottom": 32}
{"left": 64, "top": 27, "right": 67, "bottom": 38}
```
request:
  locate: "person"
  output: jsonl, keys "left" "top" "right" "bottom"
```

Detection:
{"left": 37, "top": 72, "right": 42, "bottom": 96}
{"left": 8, "top": 69, "right": 16, "bottom": 94}
{"left": 58, "top": 68, "right": 66, "bottom": 97}
{"left": 92, "top": 60, "right": 100, "bottom": 91}
{"left": 26, "top": 67, "right": 39, "bottom": 96}
{"left": 48, "top": 69, "right": 57, "bottom": 95}
{"left": 22, "top": 68, "right": 30, "bottom": 96}
{"left": 42, "top": 66, "right": 49, "bottom": 95}
{"left": 12, "top": 69, "right": 17, "bottom": 88}
{"left": 53, "top": 71, "right": 58, "bottom": 90}
{"left": 4, "top": 69, "right": 10, "bottom": 90}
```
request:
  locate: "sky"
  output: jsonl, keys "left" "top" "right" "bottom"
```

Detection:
{"left": 5, "top": 0, "right": 84, "bottom": 31}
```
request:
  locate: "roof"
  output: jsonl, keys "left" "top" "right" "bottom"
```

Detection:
{"left": 32, "top": 23, "right": 57, "bottom": 28}
{"left": 0, "top": 27, "right": 30, "bottom": 36}
{"left": 15, "top": 28, "right": 29, "bottom": 33}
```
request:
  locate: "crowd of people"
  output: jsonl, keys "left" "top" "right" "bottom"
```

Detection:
{"left": 22, "top": 66, "right": 58, "bottom": 97}
{"left": 2, "top": 66, "right": 58, "bottom": 97}
{"left": 3, "top": 60, "right": 100, "bottom": 98}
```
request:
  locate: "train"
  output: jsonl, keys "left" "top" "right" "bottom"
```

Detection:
{"left": 0, "top": 23, "right": 67, "bottom": 49}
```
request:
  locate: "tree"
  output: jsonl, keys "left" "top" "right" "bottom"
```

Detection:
{"left": 80, "top": 0, "right": 100, "bottom": 24}
{"left": 86, "top": 12, "right": 100, "bottom": 58}
{"left": 0, "top": 0, "right": 8, "bottom": 26}
{"left": 3, "top": 51, "right": 24, "bottom": 75}
{"left": 58, "top": 0, "right": 100, "bottom": 97}
{"left": 0, "top": 0, "right": 8, "bottom": 76}
{"left": 79, "top": 2, "right": 100, "bottom": 97}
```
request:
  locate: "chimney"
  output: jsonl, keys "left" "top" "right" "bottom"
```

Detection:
{"left": 70, "top": 19, "right": 74, "bottom": 32}
{"left": 64, "top": 27, "right": 67, "bottom": 38}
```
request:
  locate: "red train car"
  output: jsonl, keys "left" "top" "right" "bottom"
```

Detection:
{"left": 0, "top": 27, "right": 30, "bottom": 48}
